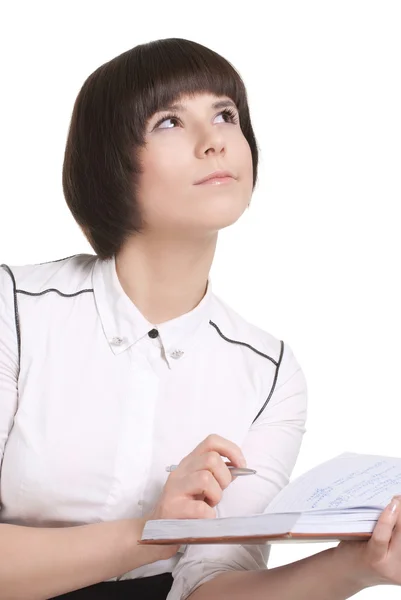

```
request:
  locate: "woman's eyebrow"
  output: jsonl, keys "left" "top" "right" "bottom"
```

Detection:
{"left": 155, "top": 99, "right": 237, "bottom": 113}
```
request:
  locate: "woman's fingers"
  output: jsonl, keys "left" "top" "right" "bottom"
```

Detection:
{"left": 154, "top": 470, "right": 222, "bottom": 519}
{"left": 173, "top": 451, "right": 233, "bottom": 490}
{"left": 368, "top": 496, "right": 400, "bottom": 563}
{"left": 181, "top": 434, "right": 246, "bottom": 471}
{"left": 387, "top": 496, "right": 401, "bottom": 556}
{"left": 336, "top": 497, "right": 401, "bottom": 589}
{"left": 180, "top": 470, "right": 224, "bottom": 508}
{"left": 149, "top": 434, "right": 244, "bottom": 525}
{"left": 363, "top": 495, "right": 401, "bottom": 587}
{"left": 186, "top": 500, "right": 216, "bottom": 520}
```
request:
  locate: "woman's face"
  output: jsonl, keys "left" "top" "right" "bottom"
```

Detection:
{"left": 135, "top": 92, "right": 253, "bottom": 237}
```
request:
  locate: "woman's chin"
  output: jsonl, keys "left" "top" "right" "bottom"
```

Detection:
{"left": 204, "top": 198, "right": 248, "bottom": 228}
{"left": 192, "top": 206, "right": 247, "bottom": 233}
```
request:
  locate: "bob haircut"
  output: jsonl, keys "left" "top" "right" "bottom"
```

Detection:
{"left": 62, "top": 37, "right": 259, "bottom": 260}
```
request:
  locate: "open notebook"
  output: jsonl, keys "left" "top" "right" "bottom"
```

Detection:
{"left": 140, "top": 452, "right": 401, "bottom": 545}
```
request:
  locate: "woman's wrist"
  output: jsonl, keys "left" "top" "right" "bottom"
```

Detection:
{"left": 130, "top": 515, "right": 178, "bottom": 566}
{"left": 333, "top": 541, "right": 384, "bottom": 590}
{"left": 127, "top": 516, "right": 158, "bottom": 566}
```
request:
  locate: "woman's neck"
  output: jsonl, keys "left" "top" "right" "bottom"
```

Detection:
{"left": 114, "top": 232, "right": 217, "bottom": 324}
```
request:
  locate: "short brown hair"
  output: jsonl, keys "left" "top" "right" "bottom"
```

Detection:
{"left": 62, "top": 38, "right": 259, "bottom": 260}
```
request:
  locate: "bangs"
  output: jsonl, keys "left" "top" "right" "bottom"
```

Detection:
{"left": 95, "top": 38, "right": 252, "bottom": 146}
{"left": 132, "top": 38, "right": 247, "bottom": 124}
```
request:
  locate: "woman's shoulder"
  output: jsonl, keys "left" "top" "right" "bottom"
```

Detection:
{"left": 209, "top": 293, "right": 284, "bottom": 364}
{"left": 0, "top": 253, "right": 97, "bottom": 297}
{"left": 209, "top": 294, "right": 306, "bottom": 391}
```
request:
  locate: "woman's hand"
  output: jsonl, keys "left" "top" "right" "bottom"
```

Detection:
{"left": 142, "top": 434, "right": 246, "bottom": 561}
{"left": 335, "top": 495, "right": 401, "bottom": 588}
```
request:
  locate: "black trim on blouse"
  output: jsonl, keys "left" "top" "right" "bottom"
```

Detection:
{"left": 209, "top": 319, "right": 285, "bottom": 423}
{"left": 1, "top": 262, "right": 94, "bottom": 375}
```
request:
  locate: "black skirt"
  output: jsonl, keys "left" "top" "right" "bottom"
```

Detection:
{"left": 51, "top": 572, "right": 173, "bottom": 599}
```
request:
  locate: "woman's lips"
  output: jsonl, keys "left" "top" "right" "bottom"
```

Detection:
{"left": 196, "top": 176, "right": 235, "bottom": 185}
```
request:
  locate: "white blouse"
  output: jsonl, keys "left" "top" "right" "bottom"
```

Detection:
{"left": 0, "top": 253, "right": 308, "bottom": 600}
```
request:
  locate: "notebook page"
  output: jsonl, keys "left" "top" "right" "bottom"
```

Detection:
{"left": 263, "top": 453, "right": 401, "bottom": 514}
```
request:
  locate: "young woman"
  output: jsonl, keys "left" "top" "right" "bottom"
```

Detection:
{"left": 0, "top": 37, "right": 400, "bottom": 600}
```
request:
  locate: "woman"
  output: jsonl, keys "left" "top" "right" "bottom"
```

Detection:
{"left": 0, "top": 37, "right": 400, "bottom": 600}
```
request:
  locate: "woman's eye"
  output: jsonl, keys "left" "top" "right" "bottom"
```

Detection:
{"left": 215, "top": 108, "right": 239, "bottom": 124}
{"left": 215, "top": 109, "right": 238, "bottom": 124}
{"left": 154, "top": 108, "right": 238, "bottom": 130}
{"left": 156, "top": 115, "right": 180, "bottom": 129}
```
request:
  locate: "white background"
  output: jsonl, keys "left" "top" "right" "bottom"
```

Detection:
{"left": 1, "top": 1, "right": 400, "bottom": 597}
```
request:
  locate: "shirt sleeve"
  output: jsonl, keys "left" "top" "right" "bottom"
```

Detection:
{"left": 0, "top": 266, "right": 19, "bottom": 509}
{"left": 166, "top": 341, "right": 308, "bottom": 600}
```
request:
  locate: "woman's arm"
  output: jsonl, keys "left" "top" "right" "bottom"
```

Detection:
{"left": 188, "top": 546, "right": 364, "bottom": 600}
{"left": 0, "top": 516, "right": 163, "bottom": 600}
{"left": 0, "top": 433, "right": 250, "bottom": 600}
{"left": 189, "top": 496, "right": 401, "bottom": 600}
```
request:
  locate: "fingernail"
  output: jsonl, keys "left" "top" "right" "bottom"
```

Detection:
{"left": 390, "top": 498, "right": 400, "bottom": 514}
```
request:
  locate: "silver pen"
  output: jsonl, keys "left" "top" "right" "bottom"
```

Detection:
{"left": 165, "top": 464, "right": 257, "bottom": 476}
